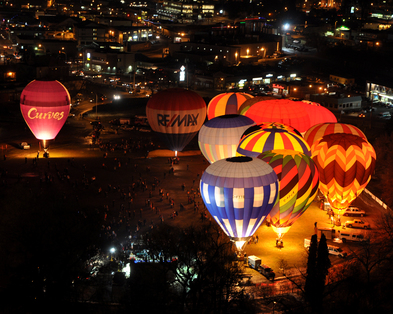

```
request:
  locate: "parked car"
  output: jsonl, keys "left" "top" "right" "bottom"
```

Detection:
{"left": 258, "top": 264, "right": 275, "bottom": 281}
{"left": 327, "top": 246, "right": 347, "bottom": 258}
{"left": 378, "top": 112, "right": 391, "bottom": 119}
{"left": 343, "top": 206, "right": 366, "bottom": 217}
{"left": 344, "top": 219, "right": 371, "bottom": 229}
{"left": 19, "top": 142, "right": 31, "bottom": 149}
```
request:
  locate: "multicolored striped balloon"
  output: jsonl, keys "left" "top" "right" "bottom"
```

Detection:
{"left": 207, "top": 92, "right": 253, "bottom": 120}
{"left": 237, "top": 128, "right": 311, "bottom": 158}
{"left": 258, "top": 150, "right": 319, "bottom": 239}
{"left": 243, "top": 99, "right": 311, "bottom": 133}
{"left": 200, "top": 156, "right": 279, "bottom": 250}
{"left": 241, "top": 122, "right": 301, "bottom": 140}
{"left": 146, "top": 88, "right": 206, "bottom": 152}
{"left": 198, "top": 114, "right": 255, "bottom": 164}
{"left": 311, "top": 133, "right": 376, "bottom": 216}
{"left": 304, "top": 122, "right": 367, "bottom": 148}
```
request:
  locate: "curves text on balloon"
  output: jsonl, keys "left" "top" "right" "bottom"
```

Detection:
{"left": 27, "top": 108, "right": 64, "bottom": 121}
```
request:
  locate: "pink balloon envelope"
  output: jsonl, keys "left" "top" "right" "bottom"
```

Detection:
{"left": 20, "top": 80, "right": 71, "bottom": 140}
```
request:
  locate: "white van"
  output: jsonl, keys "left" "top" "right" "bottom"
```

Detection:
{"left": 337, "top": 229, "right": 369, "bottom": 243}
{"left": 304, "top": 238, "right": 347, "bottom": 258}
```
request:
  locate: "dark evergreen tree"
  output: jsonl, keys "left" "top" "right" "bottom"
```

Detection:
{"left": 304, "top": 234, "right": 318, "bottom": 311}
{"left": 315, "top": 233, "right": 331, "bottom": 311}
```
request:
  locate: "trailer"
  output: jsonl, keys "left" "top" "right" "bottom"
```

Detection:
{"left": 247, "top": 255, "right": 262, "bottom": 269}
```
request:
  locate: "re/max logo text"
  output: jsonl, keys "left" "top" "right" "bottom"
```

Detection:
{"left": 157, "top": 114, "right": 199, "bottom": 127}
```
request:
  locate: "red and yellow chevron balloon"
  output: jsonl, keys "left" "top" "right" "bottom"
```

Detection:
{"left": 207, "top": 92, "right": 253, "bottom": 119}
{"left": 304, "top": 122, "right": 367, "bottom": 148}
{"left": 258, "top": 150, "right": 319, "bottom": 239}
{"left": 311, "top": 133, "right": 376, "bottom": 216}
{"left": 237, "top": 128, "right": 311, "bottom": 158}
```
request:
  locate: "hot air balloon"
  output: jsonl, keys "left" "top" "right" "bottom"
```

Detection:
{"left": 311, "top": 133, "right": 376, "bottom": 218}
{"left": 198, "top": 114, "right": 255, "bottom": 164}
{"left": 200, "top": 156, "right": 279, "bottom": 252}
{"left": 300, "top": 101, "right": 337, "bottom": 127}
{"left": 240, "top": 122, "right": 301, "bottom": 140}
{"left": 243, "top": 99, "right": 311, "bottom": 133}
{"left": 146, "top": 88, "right": 206, "bottom": 153}
{"left": 258, "top": 150, "right": 319, "bottom": 241}
{"left": 237, "top": 128, "right": 311, "bottom": 158}
{"left": 237, "top": 96, "right": 275, "bottom": 115}
{"left": 304, "top": 122, "right": 367, "bottom": 148}
{"left": 20, "top": 80, "right": 71, "bottom": 154}
{"left": 207, "top": 92, "right": 253, "bottom": 119}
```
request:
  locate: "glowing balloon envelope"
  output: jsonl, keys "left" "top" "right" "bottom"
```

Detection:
{"left": 207, "top": 92, "right": 253, "bottom": 119}
{"left": 20, "top": 80, "right": 71, "bottom": 140}
{"left": 146, "top": 88, "right": 207, "bottom": 152}
{"left": 243, "top": 99, "right": 311, "bottom": 133}
{"left": 300, "top": 101, "right": 337, "bottom": 127}
{"left": 240, "top": 122, "right": 301, "bottom": 140}
{"left": 200, "top": 156, "right": 279, "bottom": 251}
{"left": 237, "top": 96, "right": 275, "bottom": 115}
{"left": 311, "top": 133, "right": 376, "bottom": 216}
{"left": 198, "top": 114, "right": 255, "bottom": 164}
{"left": 237, "top": 128, "right": 311, "bottom": 158}
{"left": 258, "top": 150, "right": 319, "bottom": 239}
{"left": 304, "top": 122, "right": 367, "bottom": 148}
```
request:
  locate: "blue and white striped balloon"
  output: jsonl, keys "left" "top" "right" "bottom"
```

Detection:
{"left": 200, "top": 156, "right": 279, "bottom": 246}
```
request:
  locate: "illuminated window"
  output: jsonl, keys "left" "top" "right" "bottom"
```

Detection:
{"left": 5, "top": 71, "right": 16, "bottom": 81}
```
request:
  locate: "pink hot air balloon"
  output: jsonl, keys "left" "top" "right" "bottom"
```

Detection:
{"left": 20, "top": 80, "right": 71, "bottom": 141}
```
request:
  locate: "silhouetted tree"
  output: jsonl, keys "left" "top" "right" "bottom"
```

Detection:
{"left": 304, "top": 234, "right": 318, "bottom": 311}
{"left": 315, "top": 234, "right": 331, "bottom": 310}
{"left": 123, "top": 223, "right": 251, "bottom": 314}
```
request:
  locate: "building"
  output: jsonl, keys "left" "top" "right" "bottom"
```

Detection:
{"left": 84, "top": 42, "right": 135, "bottom": 75}
{"left": 310, "top": 93, "right": 362, "bottom": 113}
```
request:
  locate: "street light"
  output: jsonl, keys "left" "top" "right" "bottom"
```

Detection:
{"left": 110, "top": 247, "right": 116, "bottom": 261}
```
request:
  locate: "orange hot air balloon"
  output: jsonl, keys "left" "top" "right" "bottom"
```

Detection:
{"left": 304, "top": 122, "right": 367, "bottom": 148}
{"left": 299, "top": 101, "right": 337, "bottom": 128}
{"left": 207, "top": 92, "right": 253, "bottom": 119}
{"left": 243, "top": 99, "right": 311, "bottom": 133}
{"left": 311, "top": 133, "right": 376, "bottom": 217}
{"left": 237, "top": 96, "right": 276, "bottom": 115}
